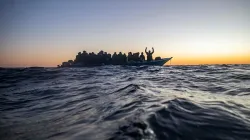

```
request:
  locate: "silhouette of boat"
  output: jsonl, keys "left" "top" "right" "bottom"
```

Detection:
{"left": 127, "top": 57, "right": 173, "bottom": 66}
{"left": 60, "top": 57, "right": 173, "bottom": 67}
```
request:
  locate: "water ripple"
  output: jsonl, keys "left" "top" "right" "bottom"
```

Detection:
{"left": 0, "top": 65, "right": 250, "bottom": 140}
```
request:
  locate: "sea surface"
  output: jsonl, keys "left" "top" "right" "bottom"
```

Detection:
{"left": 0, "top": 65, "right": 250, "bottom": 140}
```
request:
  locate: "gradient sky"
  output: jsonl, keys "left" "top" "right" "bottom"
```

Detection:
{"left": 0, "top": 0, "right": 250, "bottom": 67}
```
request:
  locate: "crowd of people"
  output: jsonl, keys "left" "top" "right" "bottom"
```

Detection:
{"left": 60, "top": 47, "right": 155, "bottom": 67}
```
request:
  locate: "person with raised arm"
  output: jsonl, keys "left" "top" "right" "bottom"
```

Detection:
{"left": 145, "top": 47, "right": 154, "bottom": 61}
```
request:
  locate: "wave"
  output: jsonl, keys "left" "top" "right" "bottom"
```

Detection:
{"left": 110, "top": 98, "right": 250, "bottom": 140}
{"left": 1, "top": 65, "right": 250, "bottom": 140}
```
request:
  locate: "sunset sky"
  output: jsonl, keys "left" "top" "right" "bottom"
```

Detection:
{"left": 0, "top": 0, "right": 250, "bottom": 67}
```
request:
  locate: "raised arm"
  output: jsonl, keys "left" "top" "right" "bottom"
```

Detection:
{"left": 145, "top": 47, "right": 148, "bottom": 54}
{"left": 151, "top": 47, "right": 154, "bottom": 54}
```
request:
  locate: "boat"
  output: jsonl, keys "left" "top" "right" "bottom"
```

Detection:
{"left": 127, "top": 57, "right": 173, "bottom": 66}
{"left": 59, "top": 57, "right": 173, "bottom": 67}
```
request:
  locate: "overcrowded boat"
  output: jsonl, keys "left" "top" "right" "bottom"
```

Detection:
{"left": 58, "top": 47, "right": 172, "bottom": 67}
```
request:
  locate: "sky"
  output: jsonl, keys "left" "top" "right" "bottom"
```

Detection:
{"left": 0, "top": 0, "right": 249, "bottom": 67}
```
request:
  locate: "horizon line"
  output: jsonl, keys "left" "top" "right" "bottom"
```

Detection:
{"left": 1, "top": 63, "right": 250, "bottom": 68}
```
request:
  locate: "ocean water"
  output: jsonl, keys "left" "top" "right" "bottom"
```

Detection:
{"left": 0, "top": 65, "right": 250, "bottom": 140}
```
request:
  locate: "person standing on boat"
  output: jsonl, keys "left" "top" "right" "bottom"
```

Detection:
{"left": 145, "top": 47, "right": 154, "bottom": 61}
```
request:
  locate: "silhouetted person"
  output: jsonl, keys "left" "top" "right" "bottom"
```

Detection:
{"left": 128, "top": 52, "right": 133, "bottom": 62}
{"left": 89, "top": 52, "right": 97, "bottom": 65}
{"left": 103, "top": 52, "right": 108, "bottom": 64}
{"left": 139, "top": 52, "right": 145, "bottom": 62}
{"left": 107, "top": 53, "right": 112, "bottom": 64}
{"left": 81, "top": 50, "right": 88, "bottom": 65}
{"left": 145, "top": 47, "right": 154, "bottom": 61}
{"left": 112, "top": 52, "right": 118, "bottom": 65}
{"left": 88, "top": 52, "right": 92, "bottom": 65}
{"left": 97, "top": 50, "right": 104, "bottom": 64}
{"left": 118, "top": 52, "right": 123, "bottom": 64}
{"left": 98, "top": 50, "right": 104, "bottom": 55}
{"left": 123, "top": 53, "right": 127, "bottom": 64}
{"left": 68, "top": 60, "right": 74, "bottom": 65}
{"left": 75, "top": 52, "right": 82, "bottom": 63}
{"left": 133, "top": 52, "right": 140, "bottom": 62}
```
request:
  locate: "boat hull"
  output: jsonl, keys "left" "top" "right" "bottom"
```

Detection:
{"left": 61, "top": 57, "right": 173, "bottom": 67}
{"left": 127, "top": 57, "right": 172, "bottom": 66}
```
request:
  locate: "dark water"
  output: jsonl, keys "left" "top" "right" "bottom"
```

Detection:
{"left": 1, "top": 65, "right": 250, "bottom": 140}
